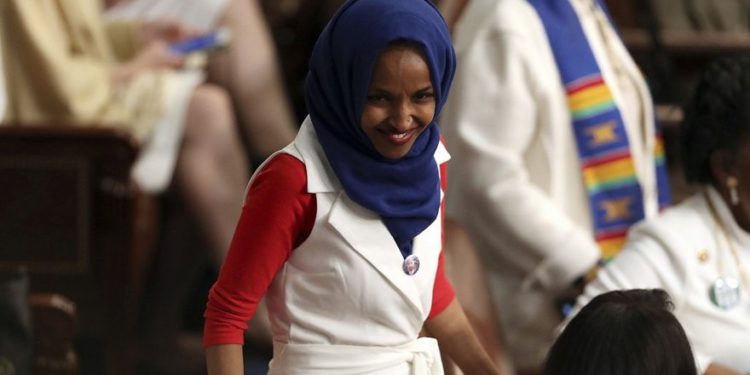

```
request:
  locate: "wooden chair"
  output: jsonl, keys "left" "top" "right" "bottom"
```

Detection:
{"left": 0, "top": 125, "right": 158, "bottom": 374}
{"left": 30, "top": 293, "right": 78, "bottom": 374}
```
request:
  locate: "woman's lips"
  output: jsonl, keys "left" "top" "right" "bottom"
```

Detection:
{"left": 379, "top": 127, "right": 417, "bottom": 145}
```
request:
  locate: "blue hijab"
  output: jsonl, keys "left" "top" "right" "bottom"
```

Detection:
{"left": 304, "top": 0, "right": 456, "bottom": 258}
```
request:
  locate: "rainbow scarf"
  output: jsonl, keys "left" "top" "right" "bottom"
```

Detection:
{"left": 529, "top": 0, "right": 671, "bottom": 260}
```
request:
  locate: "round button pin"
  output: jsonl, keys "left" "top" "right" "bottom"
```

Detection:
{"left": 402, "top": 254, "right": 420, "bottom": 276}
{"left": 709, "top": 276, "right": 741, "bottom": 310}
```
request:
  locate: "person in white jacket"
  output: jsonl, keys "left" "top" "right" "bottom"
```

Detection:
{"left": 204, "top": 1, "right": 500, "bottom": 374}
{"left": 440, "top": 0, "right": 671, "bottom": 370}
{"left": 574, "top": 57, "right": 750, "bottom": 375}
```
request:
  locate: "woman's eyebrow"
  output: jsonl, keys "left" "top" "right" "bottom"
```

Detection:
{"left": 367, "top": 86, "right": 433, "bottom": 94}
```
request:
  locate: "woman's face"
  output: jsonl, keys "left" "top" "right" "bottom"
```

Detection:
{"left": 360, "top": 46, "right": 436, "bottom": 160}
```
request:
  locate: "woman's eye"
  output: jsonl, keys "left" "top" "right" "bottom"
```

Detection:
{"left": 367, "top": 94, "right": 388, "bottom": 102}
{"left": 414, "top": 92, "right": 435, "bottom": 101}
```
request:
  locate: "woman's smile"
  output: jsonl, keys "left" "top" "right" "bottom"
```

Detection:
{"left": 377, "top": 125, "right": 420, "bottom": 145}
{"left": 360, "top": 45, "right": 435, "bottom": 159}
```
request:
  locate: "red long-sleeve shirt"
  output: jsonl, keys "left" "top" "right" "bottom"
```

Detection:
{"left": 203, "top": 154, "right": 455, "bottom": 347}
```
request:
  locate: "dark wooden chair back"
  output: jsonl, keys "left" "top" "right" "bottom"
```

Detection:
{"left": 0, "top": 124, "right": 158, "bottom": 374}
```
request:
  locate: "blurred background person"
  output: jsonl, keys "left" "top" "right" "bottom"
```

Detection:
{"left": 105, "top": 0, "right": 298, "bottom": 164}
{"left": 546, "top": 289, "right": 696, "bottom": 375}
{"left": 439, "top": 0, "right": 672, "bottom": 372}
{"left": 0, "top": 0, "right": 250, "bottom": 371}
{"left": 104, "top": 0, "right": 302, "bottom": 370}
{"left": 573, "top": 57, "right": 750, "bottom": 375}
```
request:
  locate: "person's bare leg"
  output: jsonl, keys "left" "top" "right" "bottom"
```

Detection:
{"left": 179, "top": 81, "right": 274, "bottom": 362}
{"left": 140, "top": 84, "right": 247, "bottom": 370}
{"left": 207, "top": 0, "right": 297, "bottom": 159}
{"left": 176, "top": 84, "right": 248, "bottom": 266}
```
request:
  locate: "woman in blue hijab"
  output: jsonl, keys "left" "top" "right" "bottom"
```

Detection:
{"left": 204, "top": 0, "right": 500, "bottom": 373}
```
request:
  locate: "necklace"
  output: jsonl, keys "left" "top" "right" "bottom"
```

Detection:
{"left": 704, "top": 189, "right": 750, "bottom": 309}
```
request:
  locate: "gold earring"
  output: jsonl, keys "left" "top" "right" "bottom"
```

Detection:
{"left": 727, "top": 176, "right": 740, "bottom": 205}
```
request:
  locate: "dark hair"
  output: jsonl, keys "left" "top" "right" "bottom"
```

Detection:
{"left": 543, "top": 289, "right": 696, "bottom": 375}
{"left": 682, "top": 57, "right": 750, "bottom": 184}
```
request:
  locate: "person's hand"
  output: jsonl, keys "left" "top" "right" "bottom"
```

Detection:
{"left": 704, "top": 363, "right": 742, "bottom": 375}
{"left": 556, "top": 259, "right": 605, "bottom": 317}
{"left": 111, "top": 40, "right": 184, "bottom": 85}
{"left": 139, "top": 19, "right": 198, "bottom": 45}
{"left": 133, "top": 40, "right": 185, "bottom": 70}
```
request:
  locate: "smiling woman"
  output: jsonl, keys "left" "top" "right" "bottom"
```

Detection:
{"left": 360, "top": 43, "right": 436, "bottom": 160}
{"left": 202, "top": 0, "right": 499, "bottom": 374}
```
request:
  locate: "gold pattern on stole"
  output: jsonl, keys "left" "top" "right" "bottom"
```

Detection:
{"left": 586, "top": 121, "right": 618, "bottom": 147}
{"left": 600, "top": 197, "right": 632, "bottom": 222}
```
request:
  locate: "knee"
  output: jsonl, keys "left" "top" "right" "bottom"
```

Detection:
{"left": 184, "top": 84, "right": 237, "bottom": 147}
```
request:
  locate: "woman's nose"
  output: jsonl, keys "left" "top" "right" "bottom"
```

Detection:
{"left": 391, "top": 100, "right": 414, "bottom": 129}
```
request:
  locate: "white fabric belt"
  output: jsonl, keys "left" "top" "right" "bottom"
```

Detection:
{"left": 268, "top": 337, "right": 444, "bottom": 375}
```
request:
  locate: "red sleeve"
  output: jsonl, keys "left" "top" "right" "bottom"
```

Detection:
{"left": 428, "top": 161, "right": 456, "bottom": 319}
{"left": 203, "top": 154, "right": 316, "bottom": 347}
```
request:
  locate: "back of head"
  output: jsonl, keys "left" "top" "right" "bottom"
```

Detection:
{"left": 682, "top": 57, "right": 750, "bottom": 184}
{"left": 543, "top": 289, "right": 696, "bottom": 375}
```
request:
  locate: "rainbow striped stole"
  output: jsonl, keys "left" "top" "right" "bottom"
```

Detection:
{"left": 529, "top": 0, "right": 671, "bottom": 260}
{"left": 654, "top": 129, "right": 671, "bottom": 212}
{"left": 568, "top": 74, "right": 643, "bottom": 259}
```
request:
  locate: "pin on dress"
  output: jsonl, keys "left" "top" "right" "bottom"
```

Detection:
{"left": 403, "top": 254, "right": 420, "bottom": 275}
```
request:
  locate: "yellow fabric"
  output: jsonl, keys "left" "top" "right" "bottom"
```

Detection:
{"left": 104, "top": 20, "right": 141, "bottom": 61}
{"left": 582, "top": 158, "right": 636, "bottom": 186}
{"left": 567, "top": 84, "right": 612, "bottom": 110}
{"left": 0, "top": 0, "right": 169, "bottom": 143}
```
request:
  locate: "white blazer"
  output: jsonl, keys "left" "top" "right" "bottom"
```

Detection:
{"left": 575, "top": 188, "right": 750, "bottom": 374}
{"left": 263, "top": 119, "right": 450, "bottom": 374}
{"left": 439, "top": 0, "right": 661, "bottom": 367}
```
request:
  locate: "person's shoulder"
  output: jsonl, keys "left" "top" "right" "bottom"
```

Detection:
{"left": 252, "top": 153, "right": 308, "bottom": 193}
{"left": 453, "top": 0, "right": 543, "bottom": 48}
{"left": 629, "top": 193, "right": 712, "bottom": 251}
{"left": 644, "top": 193, "right": 708, "bottom": 230}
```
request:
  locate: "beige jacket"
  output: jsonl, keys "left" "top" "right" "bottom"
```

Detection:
{"left": 0, "top": 0, "right": 170, "bottom": 142}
